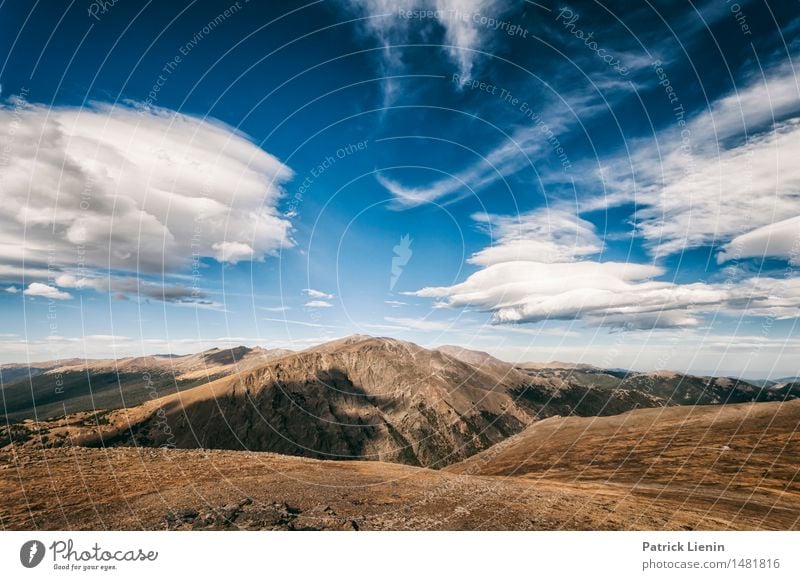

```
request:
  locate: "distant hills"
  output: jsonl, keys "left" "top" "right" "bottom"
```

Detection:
{"left": 3, "top": 335, "right": 797, "bottom": 468}
{"left": 745, "top": 377, "right": 800, "bottom": 388}
{"left": 0, "top": 346, "right": 292, "bottom": 422}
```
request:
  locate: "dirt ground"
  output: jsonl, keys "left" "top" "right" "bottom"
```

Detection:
{"left": 1, "top": 443, "right": 796, "bottom": 530}
{"left": 2, "top": 400, "right": 798, "bottom": 531}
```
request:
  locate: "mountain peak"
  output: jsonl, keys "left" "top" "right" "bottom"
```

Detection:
{"left": 315, "top": 334, "right": 410, "bottom": 350}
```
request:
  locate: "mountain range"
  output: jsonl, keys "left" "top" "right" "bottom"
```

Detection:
{"left": 0, "top": 345, "right": 292, "bottom": 422}
{"left": 3, "top": 335, "right": 797, "bottom": 469}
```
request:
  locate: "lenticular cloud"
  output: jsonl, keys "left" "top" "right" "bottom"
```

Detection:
{"left": 0, "top": 101, "right": 294, "bottom": 281}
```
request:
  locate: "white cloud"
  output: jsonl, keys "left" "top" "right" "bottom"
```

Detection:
{"left": 409, "top": 206, "right": 800, "bottom": 329}
{"left": 211, "top": 241, "right": 255, "bottom": 263}
{"left": 261, "top": 317, "right": 336, "bottom": 329}
{"left": 413, "top": 260, "right": 706, "bottom": 328}
{"left": 260, "top": 305, "right": 290, "bottom": 312}
{"left": 0, "top": 102, "right": 294, "bottom": 285}
{"left": 384, "top": 300, "right": 407, "bottom": 307}
{"left": 374, "top": 76, "right": 609, "bottom": 208}
{"left": 469, "top": 208, "right": 602, "bottom": 265}
{"left": 725, "top": 276, "right": 800, "bottom": 320}
{"left": 5, "top": 286, "right": 19, "bottom": 293}
{"left": 413, "top": 257, "right": 800, "bottom": 329}
{"left": 23, "top": 283, "right": 72, "bottom": 300}
{"left": 372, "top": 45, "right": 645, "bottom": 209}
{"left": 635, "top": 119, "right": 800, "bottom": 258}
{"left": 304, "top": 300, "right": 333, "bottom": 308}
{"left": 692, "top": 57, "right": 800, "bottom": 144}
{"left": 303, "top": 288, "right": 334, "bottom": 299}
{"left": 576, "top": 56, "right": 800, "bottom": 260}
{"left": 0, "top": 264, "right": 53, "bottom": 280}
{"left": 718, "top": 215, "right": 800, "bottom": 264}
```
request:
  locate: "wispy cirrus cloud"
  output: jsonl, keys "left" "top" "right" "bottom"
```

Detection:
{"left": 635, "top": 118, "right": 800, "bottom": 259}
{"left": 374, "top": 67, "right": 629, "bottom": 209}
{"left": 572, "top": 55, "right": 800, "bottom": 261}
{"left": 343, "top": 0, "right": 510, "bottom": 84}
{"left": 376, "top": 133, "right": 532, "bottom": 208}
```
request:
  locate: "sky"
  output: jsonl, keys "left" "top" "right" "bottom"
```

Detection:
{"left": 0, "top": 0, "right": 798, "bottom": 378}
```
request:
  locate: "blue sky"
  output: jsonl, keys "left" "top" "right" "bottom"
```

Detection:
{"left": 0, "top": 0, "right": 799, "bottom": 377}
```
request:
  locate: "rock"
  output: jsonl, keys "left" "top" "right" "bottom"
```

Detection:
{"left": 310, "top": 505, "right": 336, "bottom": 515}
{"left": 177, "top": 508, "right": 199, "bottom": 521}
{"left": 240, "top": 506, "right": 287, "bottom": 528}
{"left": 274, "top": 501, "right": 301, "bottom": 515}
{"left": 218, "top": 503, "right": 242, "bottom": 524}
{"left": 191, "top": 519, "right": 208, "bottom": 530}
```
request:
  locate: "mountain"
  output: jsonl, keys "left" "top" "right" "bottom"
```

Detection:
{"left": 5, "top": 336, "right": 795, "bottom": 470}
{"left": 435, "top": 345, "right": 523, "bottom": 378}
{"left": 0, "top": 358, "right": 88, "bottom": 384}
{"left": 775, "top": 377, "right": 800, "bottom": 387}
{"left": 517, "top": 360, "right": 607, "bottom": 372}
{"left": 515, "top": 363, "right": 793, "bottom": 405}
{"left": 438, "top": 346, "right": 780, "bottom": 415}
{"left": 746, "top": 376, "right": 800, "bottom": 388}
{"left": 46, "top": 336, "right": 543, "bottom": 466}
{"left": 616, "top": 372, "right": 798, "bottom": 404}
{"left": 3, "top": 336, "right": 662, "bottom": 467}
{"left": 0, "top": 346, "right": 293, "bottom": 422}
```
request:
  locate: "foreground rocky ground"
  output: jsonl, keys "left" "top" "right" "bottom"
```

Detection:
{"left": 2, "top": 400, "right": 797, "bottom": 531}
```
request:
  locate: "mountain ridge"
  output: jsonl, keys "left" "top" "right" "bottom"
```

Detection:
{"left": 4, "top": 335, "right": 796, "bottom": 470}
